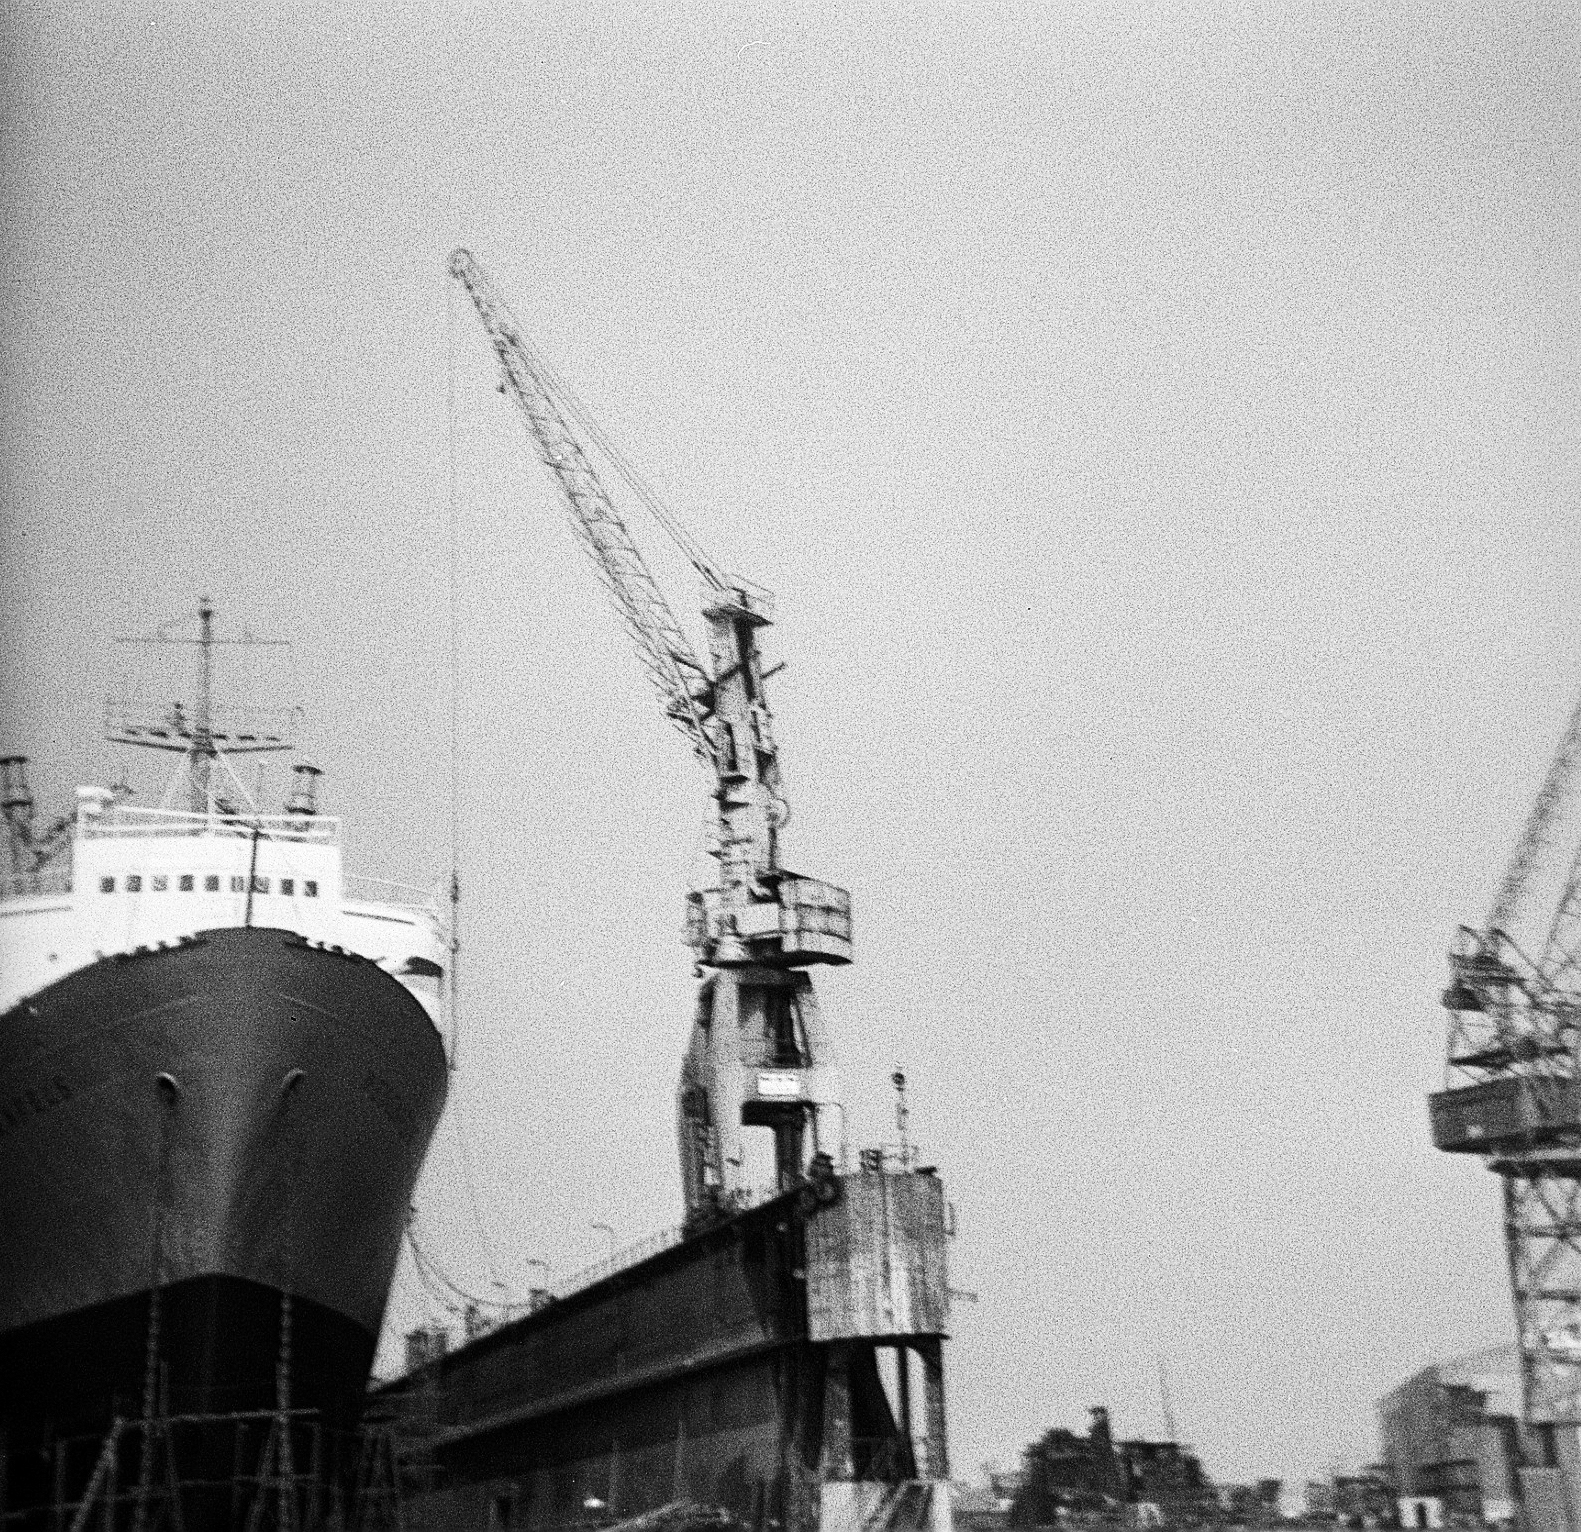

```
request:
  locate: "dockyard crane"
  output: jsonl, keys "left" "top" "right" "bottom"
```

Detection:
{"left": 1434, "top": 685, "right": 1581, "bottom": 1472}
{"left": 448, "top": 249, "right": 853, "bottom": 1220}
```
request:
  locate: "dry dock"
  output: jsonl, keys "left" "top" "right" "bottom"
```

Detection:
{"left": 377, "top": 1164, "right": 953, "bottom": 1532}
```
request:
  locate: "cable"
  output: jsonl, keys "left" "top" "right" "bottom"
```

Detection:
{"left": 448, "top": 1080, "right": 505, "bottom": 1289}
{"left": 406, "top": 1215, "right": 530, "bottom": 1317}
{"left": 447, "top": 273, "right": 463, "bottom": 1070}
{"left": 450, "top": 252, "right": 722, "bottom": 587}
{"left": 528, "top": 345, "right": 721, "bottom": 586}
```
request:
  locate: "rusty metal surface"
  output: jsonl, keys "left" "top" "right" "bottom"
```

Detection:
{"left": 805, "top": 1173, "right": 948, "bottom": 1342}
{"left": 375, "top": 1173, "right": 952, "bottom": 1532}
{"left": 399, "top": 1190, "right": 805, "bottom": 1444}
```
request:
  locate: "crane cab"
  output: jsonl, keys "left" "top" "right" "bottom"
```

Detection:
{"left": 1429, "top": 1076, "right": 1581, "bottom": 1155}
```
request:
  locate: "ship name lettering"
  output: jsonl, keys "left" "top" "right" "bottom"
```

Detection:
{"left": 362, "top": 1071, "right": 415, "bottom": 1147}
{"left": 0, "top": 1074, "right": 73, "bottom": 1140}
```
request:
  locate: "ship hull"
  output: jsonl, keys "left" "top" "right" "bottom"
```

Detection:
{"left": 0, "top": 1275, "right": 376, "bottom": 1529}
{"left": 0, "top": 926, "right": 446, "bottom": 1452}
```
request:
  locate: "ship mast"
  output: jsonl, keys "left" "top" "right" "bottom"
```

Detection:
{"left": 107, "top": 598, "right": 297, "bottom": 816}
{"left": 192, "top": 595, "right": 215, "bottom": 814}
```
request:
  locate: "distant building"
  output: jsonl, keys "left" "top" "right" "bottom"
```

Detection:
{"left": 1119, "top": 1437, "right": 1215, "bottom": 1521}
{"left": 1334, "top": 1472, "right": 1397, "bottom": 1526}
{"left": 1009, "top": 1407, "right": 1216, "bottom": 1526}
{"left": 1305, "top": 1478, "right": 1338, "bottom": 1522}
{"left": 1302, "top": 1470, "right": 1396, "bottom": 1527}
{"left": 1009, "top": 1406, "right": 1124, "bottom": 1521}
{"left": 1217, "top": 1480, "right": 1283, "bottom": 1523}
{"left": 1377, "top": 1344, "right": 1521, "bottom": 1526}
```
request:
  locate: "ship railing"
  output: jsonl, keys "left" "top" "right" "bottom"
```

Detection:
{"left": 525, "top": 1183, "right": 799, "bottom": 1309}
{"left": 541, "top": 1223, "right": 689, "bottom": 1304}
{"left": 78, "top": 805, "right": 341, "bottom": 845}
{"left": 344, "top": 873, "right": 440, "bottom": 912}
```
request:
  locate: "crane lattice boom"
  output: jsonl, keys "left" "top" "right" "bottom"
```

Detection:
{"left": 449, "top": 248, "right": 854, "bottom": 1223}
{"left": 1436, "top": 680, "right": 1581, "bottom": 1432}
{"left": 1488, "top": 688, "right": 1581, "bottom": 937}
{"left": 448, "top": 248, "right": 716, "bottom": 766}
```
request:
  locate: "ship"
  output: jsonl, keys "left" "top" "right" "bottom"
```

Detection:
{"left": 0, "top": 242, "right": 958, "bottom": 1532}
{"left": 0, "top": 598, "right": 450, "bottom": 1524}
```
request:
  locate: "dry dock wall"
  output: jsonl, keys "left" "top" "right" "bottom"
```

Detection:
{"left": 377, "top": 1170, "right": 952, "bottom": 1532}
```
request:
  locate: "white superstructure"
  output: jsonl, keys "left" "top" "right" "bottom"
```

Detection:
{"left": 0, "top": 796, "right": 447, "bottom": 1020}
{"left": 1, "top": 599, "right": 451, "bottom": 1023}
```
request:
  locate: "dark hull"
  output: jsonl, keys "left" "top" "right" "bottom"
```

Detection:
{"left": 0, "top": 1275, "right": 375, "bottom": 1527}
{"left": 1, "top": 1273, "right": 372, "bottom": 1429}
{"left": 0, "top": 926, "right": 446, "bottom": 1460}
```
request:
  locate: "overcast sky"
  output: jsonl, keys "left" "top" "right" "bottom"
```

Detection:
{"left": 5, "top": 0, "right": 1581, "bottom": 1492}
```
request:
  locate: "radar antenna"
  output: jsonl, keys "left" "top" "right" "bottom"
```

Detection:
{"left": 107, "top": 596, "right": 298, "bottom": 816}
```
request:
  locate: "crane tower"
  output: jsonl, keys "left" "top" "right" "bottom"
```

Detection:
{"left": 1434, "top": 686, "right": 1581, "bottom": 1505}
{"left": 448, "top": 249, "right": 854, "bottom": 1223}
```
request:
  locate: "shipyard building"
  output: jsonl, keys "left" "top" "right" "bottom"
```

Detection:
{"left": 1377, "top": 1344, "right": 1521, "bottom": 1526}
{"left": 1006, "top": 1408, "right": 1217, "bottom": 1526}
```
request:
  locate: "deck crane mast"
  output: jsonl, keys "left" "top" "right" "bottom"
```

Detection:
{"left": 1435, "top": 685, "right": 1581, "bottom": 1504}
{"left": 448, "top": 249, "right": 853, "bottom": 1223}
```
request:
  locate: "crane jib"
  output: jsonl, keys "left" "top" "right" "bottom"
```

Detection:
{"left": 448, "top": 248, "right": 853, "bottom": 975}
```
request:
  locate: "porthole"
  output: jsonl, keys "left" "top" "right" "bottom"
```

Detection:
{"left": 281, "top": 878, "right": 295, "bottom": 896}
{"left": 179, "top": 875, "right": 194, "bottom": 892}
{"left": 151, "top": 875, "right": 168, "bottom": 893}
{"left": 126, "top": 875, "right": 142, "bottom": 893}
{"left": 230, "top": 876, "right": 245, "bottom": 893}
{"left": 304, "top": 880, "right": 318, "bottom": 898}
{"left": 99, "top": 876, "right": 115, "bottom": 894}
{"left": 204, "top": 875, "right": 220, "bottom": 892}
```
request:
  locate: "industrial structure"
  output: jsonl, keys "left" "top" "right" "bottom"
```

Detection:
{"left": 0, "top": 250, "right": 950, "bottom": 1530}
{"left": 377, "top": 1164, "right": 949, "bottom": 1529}
{"left": 0, "top": 604, "right": 450, "bottom": 1530}
{"left": 1005, "top": 1407, "right": 1217, "bottom": 1528}
{"left": 1433, "top": 689, "right": 1581, "bottom": 1529}
{"left": 1377, "top": 1344, "right": 1521, "bottom": 1527}
{"left": 449, "top": 248, "right": 852, "bottom": 1222}
{"left": 411, "top": 250, "right": 954, "bottom": 1531}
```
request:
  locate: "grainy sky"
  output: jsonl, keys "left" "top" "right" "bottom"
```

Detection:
{"left": 5, "top": 0, "right": 1581, "bottom": 1493}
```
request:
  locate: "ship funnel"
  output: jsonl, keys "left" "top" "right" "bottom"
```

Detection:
{"left": 286, "top": 763, "right": 323, "bottom": 818}
{"left": 1, "top": 757, "right": 33, "bottom": 818}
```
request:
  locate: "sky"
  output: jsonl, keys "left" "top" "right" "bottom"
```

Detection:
{"left": 4, "top": 0, "right": 1581, "bottom": 1493}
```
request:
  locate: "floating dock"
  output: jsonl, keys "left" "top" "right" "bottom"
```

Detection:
{"left": 377, "top": 1164, "right": 953, "bottom": 1532}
